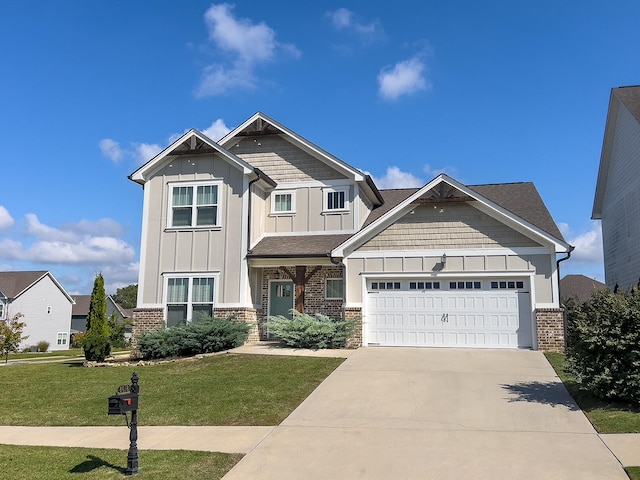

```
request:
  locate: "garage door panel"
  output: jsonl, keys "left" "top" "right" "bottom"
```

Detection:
{"left": 367, "top": 283, "right": 531, "bottom": 349}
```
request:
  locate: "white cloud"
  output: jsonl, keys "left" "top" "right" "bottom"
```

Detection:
{"left": 197, "top": 3, "right": 300, "bottom": 97}
{"left": 0, "top": 206, "right": 14, "bottom": 229}
{"left": 378, "top": 57, "right": 430, "bottom": 101}
{"left": 202, "top": 119, "right": 231, "bottom": 141}
{"left": 132, "top": 143, "right": 163, "bottom": 164}
{"left": 372, "top": 166, "right": 424, "bottom": 189}
{"left": 328, "top": 8, "right": 379, "bottom": 36}
{"left": 565, "top": 222, "right": 603, "bottom": 264}
{"left": 98, "top": 139, "right": 124, "bottom": 163}
{"left": 0, "top": 214, "right": 136, "bottom": 265}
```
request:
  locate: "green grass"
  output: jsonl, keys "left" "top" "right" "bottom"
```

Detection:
{"left": 0, "top": 444, "right": 241, "bottom": 480}
{"left": 0, "top": 353, "right": 344, "bottom": 426}
{"left": 545, "top": 352, "right": 640, "bottom": 434}
{"left": 6, "top": 349, "right": 84, "bottom": 360}
{"left": 626, "top": 466, "right": 640, "bottom": 480}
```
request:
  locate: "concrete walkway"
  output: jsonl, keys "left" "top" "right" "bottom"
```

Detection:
{"left": 0, "top": 345, "right": 639, "bottom": 478}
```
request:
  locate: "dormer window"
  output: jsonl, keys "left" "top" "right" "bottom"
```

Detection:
{"left": 169, "top": 182, "right": 220, "bottom": 228}
{"left": 323, "top": 187, "right": 349, "bottom": 213}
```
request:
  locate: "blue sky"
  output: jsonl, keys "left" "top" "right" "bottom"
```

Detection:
{"left": 1, "top": 1, "right": 639, "bottom": 294}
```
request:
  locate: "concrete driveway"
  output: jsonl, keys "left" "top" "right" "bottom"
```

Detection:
{"left": 223, "top": 347, "right": 627, "bottom": 479}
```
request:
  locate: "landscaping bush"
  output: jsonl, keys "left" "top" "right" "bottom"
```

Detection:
{"left": 136, "top": 316, "right": 250, "bottom": 360}
{"left": 566, "top": 287, "right": 640, "bottom": 403}
{"left": 266, "top": 310, "right": 357, "bottom": 349}
{"left": 70, "top": 332, "right": 84, "bottom": 349}
{"left": 37, "top": 341, "right": 49, "bottom": 352}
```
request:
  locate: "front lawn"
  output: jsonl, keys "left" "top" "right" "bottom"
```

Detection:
{"left": 0, "top": 354, "right": 343, "bottom": 426}
{"left": 0, "top": 444, "right": 240, "bottom": 480}
{"left": 545, "top": 352, "right": 640, "bottom": 434}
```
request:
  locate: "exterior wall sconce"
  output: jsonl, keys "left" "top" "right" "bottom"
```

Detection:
{"left": 441, "top": 253, "right": 447, "bottom": 265}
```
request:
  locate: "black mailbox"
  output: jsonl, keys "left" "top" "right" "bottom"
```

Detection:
{"left": 108, "top": 393, "right": 139, "bottom": 415}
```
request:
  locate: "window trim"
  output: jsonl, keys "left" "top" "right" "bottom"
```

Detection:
{"left": 163, "top": 273, "right": 218, "bottom": 325}
{"left": 323, "top": 187, "right": 349, "bottom": 213}
{"left": 56, "top": 332, "right": 68, "bottom": 346}
{"left": 167, "top": 181, "right": 222, "bottom": 229}
{"left": 0, "top": 301, "right": 4, "bottom": 320}
{"left": 270, "top": 190, "right": 296, "bottom": 215}
{"left": 325, "top": 278, "right": 344, "bottom": 300}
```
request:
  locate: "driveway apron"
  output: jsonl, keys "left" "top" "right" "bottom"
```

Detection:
{"left": 223, "top": 348, "right": 627, "bottom": 479}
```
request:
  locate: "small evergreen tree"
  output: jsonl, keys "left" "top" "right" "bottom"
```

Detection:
{"left": 0, "top": 313, "right": 28, "bottom": 363}
{"left": 83, "top": 273, "right": 111, "bottom": 361}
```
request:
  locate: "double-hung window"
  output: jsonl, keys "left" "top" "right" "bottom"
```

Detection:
{"left": 271, "top": 191, "right": 295, "bottom": 214}
{"left": 170, "top": 182, "right": 220, "bottom": 228}
{"left": 0, "top": 302, "right": 4, "bottom": 320}
{"left": 57, "top": 332, "right": 68, "bottom": 346}
{"left": 166, "top": 276, "right": 215, "bottom": 327}
{"left": 324, "top": 187, "right": 349, "bottom": 212}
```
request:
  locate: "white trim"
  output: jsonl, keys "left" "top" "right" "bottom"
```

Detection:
{"left": 258, "top": 229, "right": 358, "bottom": 237}
{"left": 136, "top": 183, "right": 152, "bottom": 307}
{"left": 353, "top": 183, "right": 361, "bottom": 230}
{"left": 166, "top": 180, "right": 223, "bottom": 230}
{"left": 273, "top": 179, "right": 355, "bottom": 189}
{"left": 270, "top": 190, "right": 296, "bottom": 215}
{"left": 345, "top": 247, "right": 553, "bottom": 259}
{"left": 239, "top": 176, "right": 250, "bottom": 306}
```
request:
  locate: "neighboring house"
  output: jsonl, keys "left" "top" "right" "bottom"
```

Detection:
{"left": 560, "top": 274, "right": 608, "bottom": 303}
{"left": 593, "top": 86, "right": 640, "bottom": 291}
{"left": 0, "top": 271, "right": 74, "bottom": 351}
{"left": 71, "top": 295, "right": 132, "bottom": 333}
{"left": 129, "top": 112, "right": 572, "bottom": 351}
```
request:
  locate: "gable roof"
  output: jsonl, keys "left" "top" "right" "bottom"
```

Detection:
{"left": 72, "top": 294, "right": 132, "bottom": 318}
{"left": 334, "top": 174, "right": 571, "bottom": 257}
{"left": 0, "top": 270, "right": 75, "bottom": 303}
{"left": 129, "top": 129, "right": 261, "bottom": 185}
{"left": 592, "top": 86, "right": 640, "bottom": 218}
{"left": 560, "top": 274, "right": 608, "bottom": 302}
{"left": 219, "top": 112, "right": 384, "bottom": 207}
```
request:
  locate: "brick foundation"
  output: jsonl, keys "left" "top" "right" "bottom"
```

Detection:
{"left": 345, "top": 307, "right": 363, "bottom": 348}
{"left": 535, "top": 308, "right": 565, "bottom": 352}
{"left": 131, "top": 307, "right": 164, "bottom": 348}
{"left": 214, "top": 307, "right": 259, "bottom": 342}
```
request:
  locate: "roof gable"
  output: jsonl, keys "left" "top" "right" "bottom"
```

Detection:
{"left": 334, "top": 174, "right": 571, "bottom": 257}
{"left": 129, "top": 129, "right": 255, "bottom": 185}
{"left": 0, "top": 270, "right": 74, "bottom": 303}
{"left": 219, "top": 112, "right": 383, "bottom": 206}
{"left": 593, "top": 86, "right": 640, "bottom": 218}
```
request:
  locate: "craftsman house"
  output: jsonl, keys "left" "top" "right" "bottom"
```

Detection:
{"left": 0, "top": 270, "right": 74, "bottom": 351}
{"left": 129, "top": 113, "right": 572, "bottom": 351}
{"left": 593, "top": 86, "right": 640, "bottom": 291}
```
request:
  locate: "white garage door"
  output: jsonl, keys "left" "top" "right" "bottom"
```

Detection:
{"left": 366, "top": 279, "right": 532, "bottom": 349}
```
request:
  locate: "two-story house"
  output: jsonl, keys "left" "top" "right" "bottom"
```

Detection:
{"left": 592, "top": 86, "right": 640, "bottom": 291}
{"left": 130, "top": 113, "right": 572, "bottom": 351}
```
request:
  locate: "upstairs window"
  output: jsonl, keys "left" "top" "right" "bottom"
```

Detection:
{"left": 170, "top": 183, "right": 219, "bottom": 228}
{"left": 324, "top": 187, "right": 349, "bottom": 212}
{"left": 271, "top": 191, "right": 295, "bottom": 214}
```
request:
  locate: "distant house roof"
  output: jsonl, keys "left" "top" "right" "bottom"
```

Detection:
{"left": 71, "top": 294, "right": 132, "bottom": 318}
{"left": 560, "top": 274, "right": 608, "bottom": 302}
{"left": 0, "top": 270, "right": 74, "bottom": 303}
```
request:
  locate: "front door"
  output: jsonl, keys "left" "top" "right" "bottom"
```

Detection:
{"left": 269, "top": 281, "right": 294, "bottom": 319}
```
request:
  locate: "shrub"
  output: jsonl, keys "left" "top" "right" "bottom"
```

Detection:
{"left": 266, "top": 310, "right": 357, "bottom": 349}
{"left": 83, "top": 273, "right": 111, "bottom": 362}
{"left": 567, "top": 288, "right": 640, "bottom": 403}
{"left": 108, "top": 313, "right": 130, "bottom": 349}
{"left": 70, "top": 332, "right": 84, "bottom": 349}
{"left": 37, "top": 341, "right": 49, "bottom": 353}
{"left": 136, "top": 316, "right": 250, "bottom": 360}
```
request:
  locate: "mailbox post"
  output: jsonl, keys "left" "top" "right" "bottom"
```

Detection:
{"left": 107, "top": 372, "right": 139, "bottom": 475}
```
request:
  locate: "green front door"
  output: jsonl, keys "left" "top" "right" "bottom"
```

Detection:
{"left": 269, "top": 281, "right": 294, "bottom": 319}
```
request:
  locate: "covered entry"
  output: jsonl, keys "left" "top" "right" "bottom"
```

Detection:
{"left": 365, "top": 278, "right": 532, "bottom": 348}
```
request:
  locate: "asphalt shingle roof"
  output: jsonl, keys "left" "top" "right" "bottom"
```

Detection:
{"left": 560, "top": 274, "right": 608, "bottom": 303}
{"left": 248, "top": 234, "right": 354, "bottom": 257}
{"left": 614, "top": 85, "right": 640, "bottom": 124}
{"left": 0, "top": 271, "right": 48, "bottom": 299}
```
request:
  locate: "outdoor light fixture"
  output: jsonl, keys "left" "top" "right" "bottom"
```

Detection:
{"left": 441, "top": 253, "right": 447, "bottom": 265}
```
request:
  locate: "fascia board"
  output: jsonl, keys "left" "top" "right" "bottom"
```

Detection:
{"left": 219, "top": 112, "right": 365, "bottom": 181}
{"left": 592, "top": 91, "right": 620, "bottom": 219}
{"left": 129, "top": 129, "right": 253, "bottom": 184}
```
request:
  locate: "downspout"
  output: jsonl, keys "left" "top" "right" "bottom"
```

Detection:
{"left": 556, "top": 245, "right": 575, "bottom": 347}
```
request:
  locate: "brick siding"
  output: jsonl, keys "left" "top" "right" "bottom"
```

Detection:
{"left": 131, "top": 307, "right": 164, "bottom": 348}
{"left": 535, "top": 308, "right": 565, "bottom": 353}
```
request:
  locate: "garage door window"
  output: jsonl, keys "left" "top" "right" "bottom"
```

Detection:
{"left": 491, "top": 280, "right": 524, "bottom": 289}
{"left": 409, "top": 281, "right": 440, "bottom": 290}
{"left": 371, "top": 282, "right": 401, "bottom": 290}
{"left": 450, "top": 281, "right": 481, "bottom": 290}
